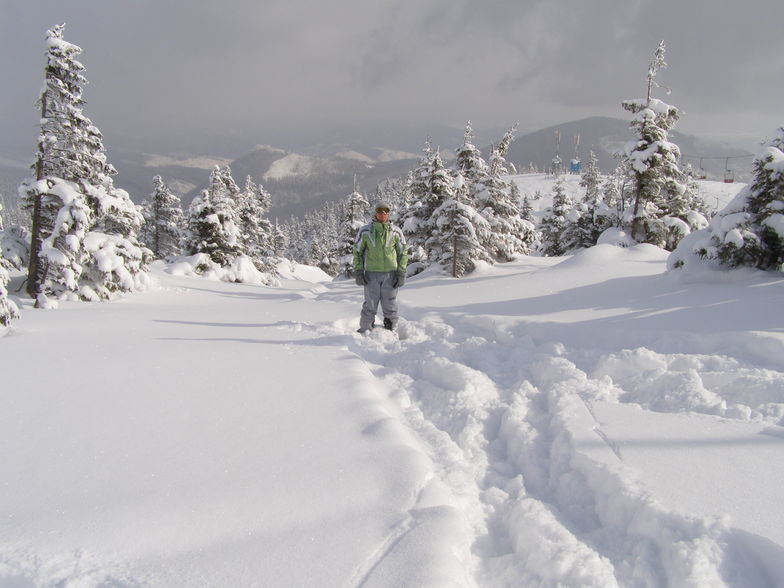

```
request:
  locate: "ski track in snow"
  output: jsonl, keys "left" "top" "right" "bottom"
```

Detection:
{"left": 4, "top": 264, "right": 783, "bottom": 588}
{"left": 284, "top": 282, "right": 784, "bottom": 588}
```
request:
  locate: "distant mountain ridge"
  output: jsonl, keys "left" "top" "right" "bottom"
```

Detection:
{"left": 1, "top": 117, "right": 755, "bottom": 222}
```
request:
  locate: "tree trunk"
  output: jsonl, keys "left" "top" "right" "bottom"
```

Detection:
{"left": 452, "top": 233, "right": 458, "bottom": 278}
{"left": 26, "top": 189, "right": 45, "bottom": 300}
{"left": 630, "top": 175, "right": 644, "bottom": 242}
{"left": 27, "top": 93, "right": 48, "bottom": 302}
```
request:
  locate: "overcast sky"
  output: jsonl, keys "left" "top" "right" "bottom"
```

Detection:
{"left": 1, "top": 0, "right": 781, "bottom": 157}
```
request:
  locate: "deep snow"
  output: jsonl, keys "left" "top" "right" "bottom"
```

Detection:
{"left": 2, "top": 176, "right": 784, "bottom": 587}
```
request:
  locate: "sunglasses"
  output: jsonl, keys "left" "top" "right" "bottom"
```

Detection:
{"left": 376, "top": 208, "right": 390, "bottom": 214}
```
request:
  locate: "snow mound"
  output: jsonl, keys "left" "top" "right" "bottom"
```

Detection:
{"left": 276, "top": 260, "right": 332, "bottom": 283}
{"left": 166, "top": 253, "right": 279, "bottom": 286}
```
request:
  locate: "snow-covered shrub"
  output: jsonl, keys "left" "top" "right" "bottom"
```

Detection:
{"left": 0, "top": 259, "right": 18, "bottom": 327}
{"left": 1, "top": 225, "right": 30, "bottom": 270}
{"left": 669, "top": 127, "right": 784, "bottom": 273}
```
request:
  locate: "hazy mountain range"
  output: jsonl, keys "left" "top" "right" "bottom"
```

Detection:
{"left": 0, "top": 117, "right": 755, "bottom": 222}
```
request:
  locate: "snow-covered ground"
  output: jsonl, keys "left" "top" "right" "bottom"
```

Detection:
{"left": 3, "top": 232, "right": 784, "bottom": 586}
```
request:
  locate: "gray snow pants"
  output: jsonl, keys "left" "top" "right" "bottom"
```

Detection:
{"left": 359, "top": 271, "right": 399, "bottom": 330}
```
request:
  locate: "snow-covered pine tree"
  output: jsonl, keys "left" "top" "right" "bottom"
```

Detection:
{"left": 185, "top": 189, "right": 222, "bottom": 267}
{"left": 22, "top": 24, "right": 91, "bottom": 302}
{"left": 183, "top": 166, "right": 243, "bottom": 269}
{"left": 139, "top": 175, "right": 183, "bottom": 259}
{"left": 0, "top": 204, "right": 20, "bottom": 326}
{"left": 520, "top": 191, "right": 535, "bottom": 223}
{"left": 309, "top": 201, "right": 342, "bottom": 275}
{"left": 0, "top": 192, "right": 26, "bottom": 231}
{"left": 518, "top": 189, "right": 542, "bottom": 252}
{"left": 271, "top": 220, "right": 287, "bottom": 259}
{"left": 0, "top": 256, "right": 19, "bottom": 327}
{"left": 281, "top": 216, "right": 307, "bottom": 264}
{"left": 21, "top": 24, "right": 149, "bottom": 304}
{"left": 475, "top": 145, "right": 534, "bottom": 260}
{"left": 454, "top": 121, "right": 489, "bottom": 201}
{"left": 561, "top": 150, "right": 605, "bottom": 249}
{"left": 419, "top": 150, "right": 457, "bottom": 266}
{"left": 0, "top": 202, "right": 30, "bottom": 273}
{"left": 621, "top": 41, "right": 702, "bottom": 251}
{"left": 236, "top": 175, "right": 274, "bottom": 271}
{"left": 399, "top": 139, "right": 435, "bottom": 271}
{"left": 337, "top": 179, "right": 369, "bottom": 278}
{"left": 431, "top": 173, "right": 491, "bottom": 277}
{"left": 538, "top": 176, "right": 574, "bottom": 256}
{"left": 283, "top": 200, "right": 343, "bottom": 274}
{"left": 682, "top": 164, "right": 712, "bottom": 220}
{"left": 601, "top": 163, "right": 628, "bottom": 227}
{"left": 497, "top": 125, "right": 518, "bottom": 159}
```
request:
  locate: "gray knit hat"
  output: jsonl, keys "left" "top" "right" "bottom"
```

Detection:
{"left": 375, "top": 200, "right": 392, "bottom": 212}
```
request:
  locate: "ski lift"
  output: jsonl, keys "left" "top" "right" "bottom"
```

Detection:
{"left": 724, "top": 158, "right": 735, "bottom": 183}
{"left": 697, "top": 158, "right": 707, "bottom": 180}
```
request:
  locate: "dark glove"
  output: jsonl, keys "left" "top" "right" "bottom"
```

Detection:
{"left": 394, "top": 269, "right": 406, "bottom": 288}
{"left": 355, "top": 271, "right": 368, "bottom": 286}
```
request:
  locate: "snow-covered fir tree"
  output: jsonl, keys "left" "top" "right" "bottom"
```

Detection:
{"left": 310, "top": 201, "right": 342, "bottom": 274}
{"left": 496, "top": 125, "right": 518, "bottom": 169}
{"left": 0, "top": 207, "right": 30, "bottom": 273}
{"left": 0, "top": 192, "right": 26, "bottom": 230}
{"left": 418, "top": 150, "right": 458, "bottom": 267}
{"left": 185, "top": 189, "right": 222, "bottom": 267}
{"left": 375, "top": 175, "right": 410, "bottom": 216}
{"left": 561, "top": 150, "right": 606, "bottom": 249}
{"left": 454, "top": 121, "right": 489, "bottom": 198}
{"left": 184, "top": 167, "right": 243, "bottom": 266}
{"left": 671, "top": 127, "right": 784, "bottom": 272}
{"left": 281, "top": 200, "right": 344, "bottom": 274}
{"left": 281, "top": 216, "right": 307, "bottom": 265}
{"left": 0, "top": 204, "right": 20, "bottom": 326}
{"left": 431, "top": 174, "right": 491, "bottom": 277}
{"left": 271, "top": 220, "right": 287, "bottom": 259}
{"left": 0, "top": 257, "right": 19, "bottom": 327}
{"left": 337, "top": 180, "right": 369, "bottom": 278}
{"left": 20, "top": 24, "right": 149, "bottom": 305}
{"left": 520, "top": 192, "right": 535, "bottom": 223}
{"left": 621, "top": 41, "right": 704, "bottom": 251}
{"left": 235, "top": 175, "right": 274, "bottom": 271}
{"left": 399, "top": 140, "right": 436, "bottom": 272}
{"left": 538, "top": 176, "right": 574, "bottom": 256}
{"left": 475, "top": 144, "right": 535, "bottom": 259}
{"left": 139, "top": 175, "right": 183, "bottom": 259}
{"left": 599, "top": 162, "right": 629, "bottom": 231}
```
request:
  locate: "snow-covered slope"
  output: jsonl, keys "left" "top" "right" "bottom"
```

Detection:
{"left": 2, "top": 245, "right": 783, "bottom": 587}
{"left": 509, "top": 173, "right": 746, "bottom": 219}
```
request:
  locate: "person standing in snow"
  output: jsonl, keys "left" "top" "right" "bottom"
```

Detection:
{"left": 353, "top": 201, "right": 408, "bottom": 333}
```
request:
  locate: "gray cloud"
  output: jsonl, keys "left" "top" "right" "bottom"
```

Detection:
{"left": 1, "top": 0, "right": 781, "bottom": 157}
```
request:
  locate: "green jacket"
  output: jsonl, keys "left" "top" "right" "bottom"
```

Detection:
{"left": 353, "top": 221, "right": 408, "bottom": 273}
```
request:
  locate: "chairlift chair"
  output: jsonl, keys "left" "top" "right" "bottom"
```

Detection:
{"left": 724, "top": 158, "right": 734, "bottom": 183}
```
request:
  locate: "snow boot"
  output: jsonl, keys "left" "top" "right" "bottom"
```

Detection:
{"left": 383, "top": 318, "right": 395, "bottom": 331}
{"left": 357, "top": 323, "right": 375, "bottom": 334}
